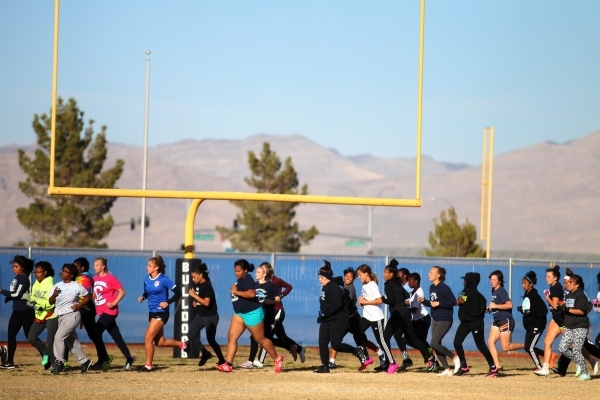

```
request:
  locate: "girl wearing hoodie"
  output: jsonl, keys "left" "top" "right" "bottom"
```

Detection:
{"left": 26, "top": 261, "right": 56, "bottom": 370}
{"left": 453, "top": 272, "right": 497, "bottom": 377}
{"left": 0, "top": 255, "right": 35, "bottom": 369}
{"left": 517, "top": 271, "right": 547, "bottom": 370}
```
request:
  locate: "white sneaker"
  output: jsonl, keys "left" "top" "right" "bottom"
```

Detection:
{"left": 253, "top": 360, "right": 264, "bottom": 369}
{"left": 535, "top": 364, "right": 550, "bottom": 376}
{"left": 437, "top": 368, "right": 453, "bottom": 376}
{"left": 575, "top": 364, "right": 582, "bottom": 377}
{"left": 238, "top": 361, "right": 254, "bottom": 369}
{"left": 453, "top": 357, "right": 461, "bottom": 374}
{"left": 591, "top": 359, "right": 599, "bottom": 375}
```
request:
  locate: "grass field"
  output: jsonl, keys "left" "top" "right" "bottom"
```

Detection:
{"left": 0, "top": 344, "right": 595, "bottom": 400}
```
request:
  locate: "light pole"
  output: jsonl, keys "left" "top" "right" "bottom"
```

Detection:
{"left": 335, "top": 186, "right": 394, "bottom": 252}
{"left": 140, "top": 50, "right": 150, "bottom": 250}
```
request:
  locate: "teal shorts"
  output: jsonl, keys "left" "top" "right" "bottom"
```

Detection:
{"left": 236, "top": 307, "right": 264, "bottom": 327}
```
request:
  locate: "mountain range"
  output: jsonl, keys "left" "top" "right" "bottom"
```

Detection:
{"left": 1, "top": 131, "right": 599, "bottom": 257}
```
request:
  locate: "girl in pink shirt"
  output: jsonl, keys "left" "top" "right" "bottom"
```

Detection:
{"left": 93, "top": 257, "right": 135, "bottom": 370}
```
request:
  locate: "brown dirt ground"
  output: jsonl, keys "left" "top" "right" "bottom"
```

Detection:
{"left": 0, "top": 344, "right": 596, "bottom": 400}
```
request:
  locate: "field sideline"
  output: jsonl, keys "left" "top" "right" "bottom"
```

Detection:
{"left": 0, "top": 345, "right": 595, "bottom": 400}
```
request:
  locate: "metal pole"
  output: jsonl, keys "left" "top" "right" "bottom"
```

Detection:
{"left": 367, "top": 206, "right": 373, "bottom": 252}
{"left": 508, "top": 258, "right": 512, "bottom": 299}
{"left": 50, "top": 0, "right": 60, "bottom": 188}
{"left": 141, "top": 50, "right": 151, "bottom": 250}
{"left": 486, "top": 127, "right": 494, "bottom": 259}
{"left": 415, "top": 0, "right": 426, "bottom": 201}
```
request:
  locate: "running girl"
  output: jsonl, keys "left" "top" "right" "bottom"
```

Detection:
{"left": 406, "top": 273, "right": 433, "bottom": 365}
{"left": 0, "top": 255, "right": 35, "bottom": 369}
{"left": 418, "top": 266, "right": 458, "bottom": 376}
{"left": 314, "top": 260, "right": 367, "bottom": 373}
{"left": 48, "top": 263, "right": 93, "bottom": 374}
{"left": 92, "top": 257, "right": 135, "bottom": 370}
{"left": 357, "top": 264, "right": 398, "bottom": 374}
{"left": 517, "top": 271, "right": 547, "bottom": 370}
{"left": 216, "top": 259, "right": 282, "bottom": 373}
{"left": 188, "top": 262, "right": 226, "bottom": 367}
{"left": 26, "top": 261, "right": 56, "bottom": 370}
{"left": 137, "top": 255, "right": 185, "bottom": 372}
{"left": 487, "top": 270, "right": 523, "bottom": 373}
{"left": 535, "top": 265, "right": 564, "bottom": 376}
{"left": 453, "top": 272, "right": 497, "bottom": 377}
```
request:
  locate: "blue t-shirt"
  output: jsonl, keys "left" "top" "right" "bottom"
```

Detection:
{"left": 549, "top": 282, "right": 564, "bottom": 319}
{"left": 144, "top": 273, "right": 176, "bottom": 313}
{"left": 231, "top": 274, "right": 260, "bottom": 314}
{"left": 490, "top": 286, "right": 512, "bottom": 321}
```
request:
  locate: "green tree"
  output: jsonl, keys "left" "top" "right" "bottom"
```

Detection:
{"left": 16, "top": 97, "right": 124, "bottom": 248}
{"left": 217, "top": 142, "right": 318, "bottom": 252}
{"left": 424, "top": 207, "right": 485, "bottom": 257}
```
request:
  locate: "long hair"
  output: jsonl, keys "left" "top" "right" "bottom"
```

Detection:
{"left": 489, "top": 270, "right": 505, "bottom": 293}
{"left": 259, "top": 262, "right": 274, "bottom": 280}
{"left": 73, "top": 257, "right": 90, "bottom": 272}
{"left": 94, "top": 257, "right": 109, "bottom": 272}
{"left": 149, "top": 254, "right": 166, "bottom": 274}
{"left": 191, "top": 263, "right": 210, "bottom": 281}
{"left": 12, "top": 255, "right": 34, "bottom": 274}
{"left": 357, "top": 264, "right": 378, "bottom": 284}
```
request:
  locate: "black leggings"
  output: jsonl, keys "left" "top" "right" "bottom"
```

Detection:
{"left": 6, "top": 308, "right": 35, "bottom": 363}
{"left": 318, "top": 317, "right": 355, "bottom": 365}
{"left": 384, "top": 310, "right": 431, "bottom": 362}
{"left": 254, "top": 309, "right": 300, "bottom": 363}
{"left": 81, "top": 307, "right": 108, "bottom": 361}
{"left": 404, "top": 315, "right": 432, "bottom": 350}
{"left": 453, "top": 320, "right": 495, "bottom": 368}
{"left": 96, "top": 314, "right": 132, "bottom": 359}
{"left": 359, "top": 317, "right": 395, "bottom": 365}
{"left": 523, "top": 327, "right": 544, "bottom": 369}
{"left": 249, "top": 315, "right": 275, "bottom": 362}
{"left": 189, "top": 314, "right": 225, "bottom": 364}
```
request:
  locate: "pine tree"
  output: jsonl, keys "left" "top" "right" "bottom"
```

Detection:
{"left": 217, "top": 142, "right": 318, "bottom": 252}
{"left": 16, "top": 97, "right": 124, "bottom": 248}
{"left": 424, "top": 207, "right": 485, "bottom": 258}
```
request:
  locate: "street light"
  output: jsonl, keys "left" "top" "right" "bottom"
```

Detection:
{"left": 140, "top": 50, "right": 151, "bottom": 250}
{"left": 335, "top": 186, "right": 394, "bottom": 252}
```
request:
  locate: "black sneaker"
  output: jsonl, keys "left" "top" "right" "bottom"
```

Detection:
{"left": 354, "top": 346, "right": 367, "bottom": 364}
{"left": 198, "top": 350, "right": 213, "bottom": 367}
{"left": 139, "top": 366, "right": 154, "bottom": 372}
{"left": 454, "top": 367, "right": 470, "bottom": 376}
{"left": 125, "top": 357, "right": 135, "bottom": 371}
{"left": 44, "top": 360, "right": 52, "bottom": 371}
{"left": 51, "top": 361, "right": 64, "bottom": 374}
{"left": 0, "top": 362, "right": 15, "bottom": 369}
{"left": 398, "top": 358, "right": 413, "bottom": 372}
{"left": 81, "top": 359, "right": 92, "bottom": 374}
{"left": 90, "top": 360, "right": 104, "bottom": 371}
{"left": 313, "top": 365, "right": 330, "bottom": 373}
{"left": 0, "top": 345, "right": 7, "bottom": 365}
{"left": 374, "top": 364, "right": 389, "bottom": 373}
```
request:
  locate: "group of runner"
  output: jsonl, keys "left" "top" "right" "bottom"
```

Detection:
{"left": 1, "top": 254, "right": 599, "bottom": 379}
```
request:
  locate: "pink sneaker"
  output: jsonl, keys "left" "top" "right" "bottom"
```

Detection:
{"left": 358, "top": 357, "right": 374, "bottom": 371}
{"left": 274, "top": 356, "right": 283, "bottom": 373}
{"left": 215, "top": 362, "right": 233, "bottom": 372}
{"left": 387, "top": 363, "right": 399, "bottom": 374}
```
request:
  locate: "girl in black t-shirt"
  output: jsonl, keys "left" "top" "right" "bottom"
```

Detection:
{"left": 188, "top": 263, "right": 226, "bottom": 367}
{"left": 216, "top": 259, "right": 282, "bottom": 373}
{"left": 535, "top": 265, "right": 564, "bottom": 376}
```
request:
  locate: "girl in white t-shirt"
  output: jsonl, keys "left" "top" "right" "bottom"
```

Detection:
{"left": 357, "top": 264, "right": 398, "bottom": 374}
{"left": 406, "top": 273, "right": 433, "bottom": 355}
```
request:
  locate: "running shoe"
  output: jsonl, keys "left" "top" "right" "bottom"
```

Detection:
{"left": 43, "top": 360, "right": 52, "bottom": 371}
{"left": 374, "top": 364, "right": 389, "bottom": 372}
{"left": 313, "top": 364, "right": 330, "bottom": 373}
{"left": 298, "top": 345, "right": 306, "bottom": 363}
{"left": 575, "top": 364, "right": 582, "bottom": 377}
{"left": 125, "top": 357, "right": 135, "bottom": 371}
{"left": 290, "top": 345, "right": 298, "bottom": 361}
{"left": 378, "top": 352, "right": 387, "bottom": 368}
{"left": 426, "top": 357, "right": 438, "bottom": 372}
{"left": 576, "top": 372, "right": 591, "bottom": 381}
{"left": 387, "top": 363, "right": 399, "bottom": 374}
{"left": 454, "top": 367, "right": 469, "bottom": 376}
{"left": 102, "top": 355, "right": 113, "bottom": 372}
{"left": 180, "top": 340, "right": 190, "bottom": 355}
{"left": 0, "top": 345, "right": 7, "bottom": 365}
{"left": 198, "top": 350, "right": 213, "bottom": 367}
{"left": 486, "top": 366, "right": 499, "bottom": 378}
{"left": 50, "top": 360, "right": 64, "bottom": 374}
{"left": 591, "top": 358, "right": 599, "bottom": 376}
{"left": 0, "top": 362, "right": 15, "bottom": 370}
{"left": 398, "top": 358, "right": 413, "bottom": 372}
{"left": 140, "top": 365, "right": 154, "bottom": 372}
{"left": 453, "top": 356, "right": 461, "bottom": 374}
{"left": 535, "top": 365, "right": 550, "bottom": 376}
{"left": 63, "top": 361, "right": 70, "bottom": 369}
{"left": 215, "top": 362, "right": 233, "bottom": 373}
{"left": 328, "top": 361, "right": 337, "bottom": 369}
{"left": 354, "top": 346, "right": 367, "bottom": 365}
{"left": 358, "top": 357, "right": 374, "bottom": 371}
{"left": 274, "top": 356, "right": 283, "bottom": 373}
{"left": 41, "top": 354, "right": 49, "bottom": 366}
{"left": 81, "top": 359, "right": 92, "bottom": 374}
{"left": 437, "top": 368, "right": 453, "bottom": 376}
{"left": 90, "top": 360, "right": 104, "bottom": 371}
{"left": 238, "top": 361, "right": 254, "bottom": 369}
{"left": 253, "top": 360, "right": 264, "bottom": 369}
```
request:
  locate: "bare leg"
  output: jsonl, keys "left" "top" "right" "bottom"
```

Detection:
{"left": 144, "top": 319, "right": 164, "bottom": 366}
{"left": 488, "top": 327, "right": 501, "bottom": 368}
{"left": 225, "top": 315, "right": 246, "bottom": 363}
{"left": 247, "top": 322, "right": 278, "bottom": 361}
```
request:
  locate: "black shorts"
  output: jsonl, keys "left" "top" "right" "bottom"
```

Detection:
{"left": 148, "top": 312, "right": 170, "bottom": 324}
{"left": 492, "top": 317, "right": 515, "bottom": 333}
{"left": 552, "top": 314, "right": 566, "bottom": 329}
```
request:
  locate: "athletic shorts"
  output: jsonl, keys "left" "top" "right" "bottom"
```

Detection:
{"left": 493, "top": 317, "right": 515, "bottom": 333}
{"left": 552, "top": 314, "right": 566, "bottom": 329}
{"left": 236, "top": 307, "right": 264, "bottom": 327}
{"left": 148, "top": 312, "right": 170, "bottom": 324}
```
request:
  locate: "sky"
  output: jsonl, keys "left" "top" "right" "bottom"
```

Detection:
{"left": 1, "top": 1, "right": 599, "bottom": 165}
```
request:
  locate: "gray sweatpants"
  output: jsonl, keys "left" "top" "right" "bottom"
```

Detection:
{"left": 430, "top": 319, "right": 455, "bottom": 369}
{"left": 54, "top": 312, "right": 89, "bottom": 365}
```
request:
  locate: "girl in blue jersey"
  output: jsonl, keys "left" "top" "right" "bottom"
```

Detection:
{"left": 137, "top": 255, "right": 184, "bottom": 372}
{"left": 486, "top": 270, "right": 523, "bottom": 374}
{"left": 216, "top": 259, "right": 283, "bottom": 373}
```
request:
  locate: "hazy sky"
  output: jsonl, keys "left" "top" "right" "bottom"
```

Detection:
{"left": 1, "top": 1, "right": 599, "bottom": 165}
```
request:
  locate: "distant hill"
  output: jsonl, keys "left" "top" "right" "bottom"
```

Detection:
{"left": 1, "top": 131, "right": 599, "bottom": 256}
